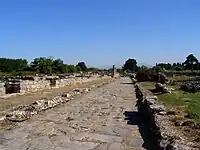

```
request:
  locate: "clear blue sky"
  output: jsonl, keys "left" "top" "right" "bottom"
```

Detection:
{"left": 0, "top": 0, "right": 200, "bottom": 68}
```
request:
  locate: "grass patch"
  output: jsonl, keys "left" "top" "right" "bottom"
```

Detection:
{"left": 168, "top": 75, "right": 197, "bottom": 81}
{"left": 140, "top": 78, "right": 200, "bottom": 144}
{"left": 158, "top": 91, "right": 200, "bottom": 121}
{"left": 139, "top": 81, "right": 155, "bottom": 90}
{"left": 140, "top": 81, "right": 200, "bottom": 122}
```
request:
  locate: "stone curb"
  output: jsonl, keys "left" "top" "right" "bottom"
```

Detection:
{"left": 134, "top": 81, "right": 198, "bottom": 150}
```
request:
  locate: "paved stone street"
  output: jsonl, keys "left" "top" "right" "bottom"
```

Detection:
{"left": 0, "top": 78, "right": 145, "bottom": 150}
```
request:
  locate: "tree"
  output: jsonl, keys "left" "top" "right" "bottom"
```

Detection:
{"left": 0, "top": 58, "right": 28, "bottom": 72}
{"left": 183, "top": 54, "right": 199, "bottom": 71}
{"left": 76, "top": 66, "right": 82, "bottom": 72}
{"left": 52, "top": 59, "right": 66, "bottom": 73}
{"left": 194, "top": 63, "right": 200, "bottom": 70}
{"left": 30, "top": 57, "right": 54, "bottom": 74}
{"left": 171, "top": 63, "right": 184, "bottom": 71}
{"left": 123, "top": 59, "right": 137, "bottom": 72}
{"left": 67, "top": 65, "right": 77, "bottom": 73}
{"left": 76, "top": 62, "right": 87, "bottom": 71}
{"left": 87, "top": 67, "right": 99, "bottom": 72}
{"left": 156, "top": 63, "right": 171, "bottom": 70}
{"left": 155, "top": 66, "right": 163, "bottom": 72}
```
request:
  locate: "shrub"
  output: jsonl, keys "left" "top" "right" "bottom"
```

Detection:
{"left": 136, "top": 68, "right": 156, "bottom": 82}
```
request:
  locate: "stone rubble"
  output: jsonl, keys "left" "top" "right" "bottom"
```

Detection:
{"left": 155, "top": 72, "right": 169, "bottom": 84}
{"left": 155, "top": 82, "right": 170, "bottom": 94}
{"left": 1, "top": 83, "right": 107, "bottom": 123}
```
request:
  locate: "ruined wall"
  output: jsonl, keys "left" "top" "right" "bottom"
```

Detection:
{"left": 0, "top": 82, "right": 5, "bottom": 96}
{"left": 134, "top": 81, "right": 198, "bottom": 149}
{"left": 55, "top": 76, "right": 101, "bottom": 87}
{"left": 1, "top": 78, "right": 112, "bottom": 122}
{"left": 0, "top": 74, "right": 111, "bottom": 97}
{"left": 20, "top": 77, "right": 51, "bottom": 93}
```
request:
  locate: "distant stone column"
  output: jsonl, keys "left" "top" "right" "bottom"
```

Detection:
{"left": 112, "top": 65, "right": 116, "bottom": 78}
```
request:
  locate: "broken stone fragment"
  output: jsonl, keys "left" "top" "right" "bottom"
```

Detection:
{"left": 66, "top": 117, "right": 74, "bottom": 121}
{"left": 73, "top": 88, "right": 81, "bottom": 92}
{"left": 184, "top": 113, "right": 193, "bottom": 119}
{"left": 166, "top": 110, "right": 176, "bottom": 115}
{"left": 145, "top": 95, "right": 158, "bottom": 100}
{"left": 6, "top": 110, "right": 31, "bottom": 122}
{"left": 61, "top": 93, "right": 71, "bottom": 98}
{"left": 83, "top": 88, "right": 90, "bottom": 93}
{"left": 158, "top": 111, "right": 167, "bottom": 115}
{"left": 150, "top": 104, "right": 166, "bottom": 113}
{"left": 181, "top": 120, "right": 195, "bottom": 127}
{"left": 146, "top": 98, "right": 156, "bottom": 105}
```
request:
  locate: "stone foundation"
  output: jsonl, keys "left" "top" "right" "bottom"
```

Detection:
{"left": 0, "top": 78, "right": 112, "bottom": 123}
{"left": 134, "top": 80, "right": 198, "bottom": 149}
{"left": 0, "top": 74, "right": 111, "bottom": 97}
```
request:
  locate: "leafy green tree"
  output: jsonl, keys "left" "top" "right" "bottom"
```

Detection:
{"left": 155, "top": 66, "right": 163, "bottom": 72}
{"left": 183, "top": 54, "right": 199, "bottom": 71}
{"left": 194, "top": 63, "right": 200, "bottom": 70}
{"left": 123, "top": 59, "right": 137, "bottom": 72}
{"left": 76, "top": 66, "right": 82, "bottom": 72}
{"left": 76, "top": 62, "right": 87, "bottom": 71}
{"left": 156, "top": 63, "right": 171, "bottom": 70}
{"left": 30, "top": 57, "right": 54, "bottom": 74}
{"left": 67, "top": 65, "right": 77, "bottom": 73}
{"left": 52, "top": 59, "right": 66, "bottom": 73}
{"left": 0, "top": 58, "right": 28, "bottom": 72}
{"left": 171, "top": 63, "right": 184, "bottom": 71}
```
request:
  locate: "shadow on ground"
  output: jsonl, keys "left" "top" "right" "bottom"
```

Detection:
{"left": 124, "top": 111, "right": 161, "bottom": 150}
{"left": 120, "top": 82, "right": 135, "bottom": 85}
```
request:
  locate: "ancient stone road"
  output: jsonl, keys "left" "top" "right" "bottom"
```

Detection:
{"left": 0, "top": 78, "right": 145, "bottom": 150}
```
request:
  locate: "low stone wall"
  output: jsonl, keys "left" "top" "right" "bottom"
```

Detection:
{"left": 0, "top": 75, "right": 111, "bottom": 97}
{"left": 20, "top": 77, "right": 51, "bottom": 93}
{"left": 55, "top": 76, "right": 104, "bottom": 88}
{"left": 135, "top": 82, "right": 198, "bottom": 149}
{"left": 0, "top": 79, "right": 112, "bottom": 123}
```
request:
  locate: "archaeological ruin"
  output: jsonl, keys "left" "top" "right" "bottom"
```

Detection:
{"left": 0, "top": 73, "right": 112, "bottom": 97}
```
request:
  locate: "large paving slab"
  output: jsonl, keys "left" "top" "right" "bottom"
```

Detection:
{"left": 0, "top": 77, "right": 145, "bottom": 150}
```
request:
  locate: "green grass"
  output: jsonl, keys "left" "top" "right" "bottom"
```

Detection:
{"left": 139, "top": 81, "right": 155, "bottom": 89}
{"left": 158, "top": 91, "right": 200, "bottom": 122}
{"left": 168, "top": 75, "right": 198, "bottom": 81}
{"left": 140, "top": 81, "right": 200, "bottom": 123}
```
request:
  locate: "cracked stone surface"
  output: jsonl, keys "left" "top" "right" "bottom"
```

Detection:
{"left": 0, "top": 77, "right": 145, "bottom": 150}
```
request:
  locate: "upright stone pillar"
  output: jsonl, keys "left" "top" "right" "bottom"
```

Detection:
{"left": 112, "top": 65, "right": 116, "bottom": 78}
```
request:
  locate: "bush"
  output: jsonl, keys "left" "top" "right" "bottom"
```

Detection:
{"left": 136, "top": 68, "right": 156, "bottom": 82}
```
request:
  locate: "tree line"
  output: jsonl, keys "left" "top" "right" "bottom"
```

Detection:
{"left": 122, "top": 54, "right": 200, "bottom": 72}
{"left": 154, "top": 54, "right": 200, "bottom": 71}
{"left": 0, "top": 57, "right": 98, "bottom": 76}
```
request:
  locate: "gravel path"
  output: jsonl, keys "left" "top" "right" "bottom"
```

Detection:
{"left": 0, "top": 77, "right": 145, "bottom": 150}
